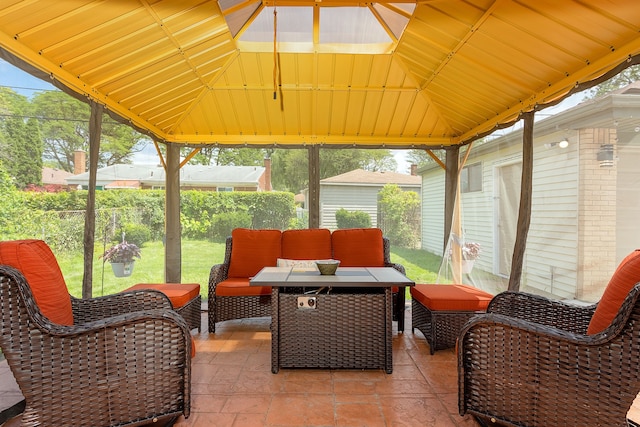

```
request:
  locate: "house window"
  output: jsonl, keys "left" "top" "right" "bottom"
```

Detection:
{"left": 461, "top": 163, "right": 482, "bottom": 193}
{"left": 217, "top": 187, "right": 233, "bottom": 192}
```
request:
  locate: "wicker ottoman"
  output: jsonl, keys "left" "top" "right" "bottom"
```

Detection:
{"left": 411, "top": 284, "right": 492, "bottom": 354}
{"left": 123, "top": 283, "right": 201, "bottom": 332}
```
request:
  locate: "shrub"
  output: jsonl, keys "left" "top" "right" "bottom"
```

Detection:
{"left": 121, "top": 223, "right": 151, "bottom": 247}
{"left": 210, "top": 211, "right": 252, "bottom": 241}
{"left": 378, "top": 184, "right": 420, "bottom": 248}
{"left": 335, "top": 208, "right": 371, "bottom": 229}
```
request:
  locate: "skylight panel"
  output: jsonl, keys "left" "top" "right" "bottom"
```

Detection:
{"left": 320, "top": 7, "right": 391, "bottom": 44}
{"left": 240, "top": 6, "right": 312, "bottom": 43}
{"left": 229, "top": 2, "right": 414, "bottom": 53}
{"left": 372, "top": 3, "right": 413, "bottom": 40}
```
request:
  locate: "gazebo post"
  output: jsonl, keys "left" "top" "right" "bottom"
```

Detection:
{"left": 308, "top": 145, "right": 320, "bottom": 229}
{"left": 508, "top": 111, "right": 535, "bottom": 291}
{"left": 165, "top": 143, "right": 182, "bottom": 283}
{"left": 443, "top": 146, "right": 460, "bottom": 254}
{"left": 82, "top": 101, "right": 102, "bottom": 299}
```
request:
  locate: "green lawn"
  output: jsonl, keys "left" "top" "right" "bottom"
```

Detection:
{"left": 57, "top": 240, "right": 442, "bottom": 300}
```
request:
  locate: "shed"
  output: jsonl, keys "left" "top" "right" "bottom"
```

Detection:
{"left": 317, "top": 169, "right": 421, "bottom": 229}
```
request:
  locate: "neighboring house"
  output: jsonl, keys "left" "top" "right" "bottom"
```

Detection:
{"left": 66, "top": 163, "right": 269, "bottom": 192}
{"left": 418, "top": 84, "right": 640, "bottom": 302}
{"left": 313, "top": 168, "right": 421, "bottom": 230}
{"left": 41, "top": 167, "right": 74, "bottom": 190}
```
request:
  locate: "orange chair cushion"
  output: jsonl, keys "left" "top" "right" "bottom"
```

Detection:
{"left": 411, "top": 284, "right": 493, "bottom": 311}
{"left": 216, "top": 278, "right": 272, "bottom": 297}
{"left": 125, "top": 283, "right": 200, "bottom": 308}
{"left": 0, "top": 239, "right": 74, "bottom": 326}
{"left": 281, "top": 229, "right": 332, "bottom": 259}
{"left": 587, "top": 249, "right": 640, "bottom": 335}
{"left": 227, "top": 228, "right": 282, "bottom": 278}
{"left": 331, "top": 228, "right": 385, "bottom": 267}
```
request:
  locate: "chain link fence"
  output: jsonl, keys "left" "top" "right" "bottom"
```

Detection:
{"left": 12, "top": 208, "right": 146, "bottom": 254}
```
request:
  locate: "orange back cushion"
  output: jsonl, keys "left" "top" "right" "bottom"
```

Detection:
{"left": 331, "top": 228, "right": 384, "bottom": 267}
{"left": 281, "top": 229, "right": 332, "bottom": 259}
{"left": 0, "top": 239, "right": 74, "bottom": 325}
{"left": 587, "top": 249, "right": 640, "bottom": 335}
{"left": 227, "top": 228, "right": 282, "bottom": 278}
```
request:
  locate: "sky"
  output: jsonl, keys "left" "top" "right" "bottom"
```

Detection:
{"left": 1, "top": 58, "right": 585, "bottom": 172}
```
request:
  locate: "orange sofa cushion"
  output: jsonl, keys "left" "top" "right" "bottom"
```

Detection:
{"left": 331, "top": 228, "right": 385, "bottom": 267}
{"left": 281, "top": 229, "right": 332, "bottom": 259}
{"left": 0, "top": 239, "right": 74, "bottom": 326}
{"left": 227, "top": 228, "right": 282, "bottom": 278}
{"left": 216, "top": 278, "right": 272, "bottom": 297}
{"left": 125, "top": 283, "right": 200, "bottom": 308}
{"left": 411, "top": 284, "right": 493, "bottom": 311}
{"left": 587, "top": 249, "right": 640, "bottom": 335}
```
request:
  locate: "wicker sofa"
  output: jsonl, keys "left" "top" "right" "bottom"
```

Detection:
{"left": 208, "top": 227, "right": 407, "bottom": 333}
{"left": 458, "top": 249, "right": 640, "bottom": 427}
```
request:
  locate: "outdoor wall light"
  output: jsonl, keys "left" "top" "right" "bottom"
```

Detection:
{"left": 597, "top": 144, "right": 614, "bottom": 167}
{"left": 544, "top": 139, "right": 569, "bottom": 149}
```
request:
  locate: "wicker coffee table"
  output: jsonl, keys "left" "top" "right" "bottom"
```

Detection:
{"left": 251, "top": 266, "right": 414, "bottom": 374}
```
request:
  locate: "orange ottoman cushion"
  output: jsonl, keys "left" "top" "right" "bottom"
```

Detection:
{"left": 126, "top": 283, "right": 200, "bottom": 308}
{"left": 411, "top": 284, "right": 493, "bottom": 311}
{"left": 331, "top": 228, "right": 384, "bottom": 267}
{"left": 228, "top": 228, "right": 282, "bottom": 278}
{"left": 281, "top": 229, "right": 332, "bottom": 259}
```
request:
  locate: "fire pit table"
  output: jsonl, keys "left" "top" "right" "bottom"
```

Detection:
{"left": 250, "top": 266, "right": 414, "bottom": 374}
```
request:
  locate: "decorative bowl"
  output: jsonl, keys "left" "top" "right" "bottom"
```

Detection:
{"left": 316, "top": 259, "right": 340, "bottom": 275}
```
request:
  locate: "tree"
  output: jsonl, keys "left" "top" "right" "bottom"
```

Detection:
{"left": 271, "top": 149, "right": 308, "bottom": 193}
{"left": 586, "top": 64, "right": 640, "bottom": 99}
{"left": 270, "top": 147, "right": 397, "bottom": 193}
{"left": 31, "top": 91, "right": 147, "bottom": 172}
{"left": 184, "top": 147, "right": 268, "bottom": 166}
{"left": 31, "top": 91, "right": 89, "bottom": 172}
{"left": 378, "top": 184, "right": 420, "bottom": 248}
{"left": 100, "top": 122, "right": 150, "bottom": 166}
{"left": 0, "top": 88, "right": 43, "bottom": 187}
{"left": 11, "top": 118, "right": 43, "bottom": 188}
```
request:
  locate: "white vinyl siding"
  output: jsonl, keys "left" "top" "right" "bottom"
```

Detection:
{"left": 420, "top": 173, "right": 445, "bottom": 256}
{"left": 419, "top": 138, "right": 581, "bottom": 300}
{"left": 320, "top": 185, "right": 381, "bottom": 229}
{"left": 524, "top": 143, "right": 580, "bottom": 298}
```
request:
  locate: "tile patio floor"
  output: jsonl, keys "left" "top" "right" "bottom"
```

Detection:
{"left": 2, "top": 306, "right": 640, "bottom": 426}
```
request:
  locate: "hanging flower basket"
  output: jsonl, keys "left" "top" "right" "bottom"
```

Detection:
{"left": 110, "top": 261, "right": 136, "bottom": 277}
{"left": 461, "top": 242, "right": 481, "bottom": 261}
{"left": 101, "top": 241, "right": 141, "bottom": 277}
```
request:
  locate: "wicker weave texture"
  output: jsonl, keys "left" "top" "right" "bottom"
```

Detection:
{"left": 272, "top": 288, "right": 393, "bottom": 373}
{"left": 0, "top": 266, "right": 191, "bottom": 427}
{"left": 458, "top": 286, "right": 640, "bottom": 427}
{"left": 177, "top": 295, "right": 202, "bottom": 332}
{"left": 208, "top": 237, "right": 273, "bottom": 333}
{"left": 411, "top": 299, "right": 481, "bottom": 354}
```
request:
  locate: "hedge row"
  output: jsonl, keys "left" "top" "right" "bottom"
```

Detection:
{"left": 2, "top": 190, "right": 297, "bottom": 252}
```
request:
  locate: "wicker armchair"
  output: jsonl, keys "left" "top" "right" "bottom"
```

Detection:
{"left": 0, "top": 241, "right": 191, "bottom": 426}
{"left": 458, "top": 285, "right": 640, "bottom": 427}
